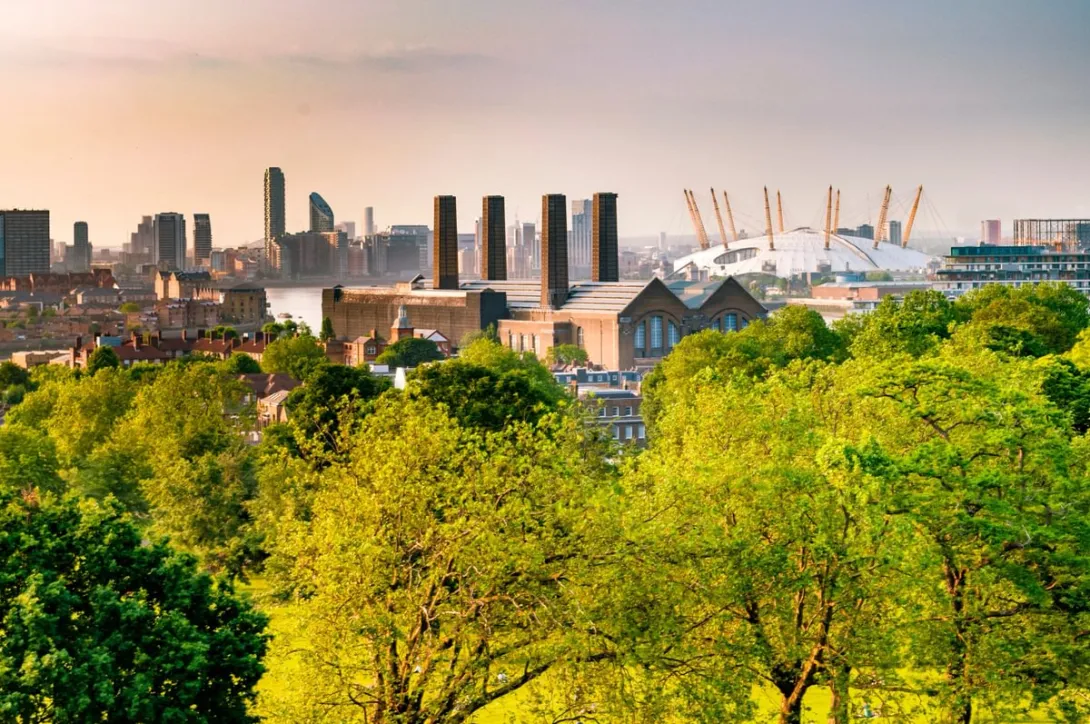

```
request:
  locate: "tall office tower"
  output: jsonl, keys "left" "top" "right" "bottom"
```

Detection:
{"left": 856, "top": 224, "right": 874, "bottom": 240}
{"left": 524, "top": 222, "right": 538, "bottom": 272}
{"left": 570, "top": 198, "right": 592, "bottom": 278}
{"left": 193, "top": 214, "right": 212, "bottom": 264}
{"left": 153, "top": 212, "right": 186, "bottom": 270}
{"left": 335, "top": 221, "right": 356, "bottom": 240}
{"left": 591, "top": 193, "right": 619, "bottom": 282}
{"left": 541, "top": 194, "right": 568, "bottom": 309}
{"left": 982, "top": 219, "right": 1002, "bottom": 244}
{"left": 658, "top": 231, "right": 667, "bottom": 250}
{"left": 433, "top": 196, "right": 459, "bottom": 290}
{"left": 0, "top": 210, "right": 50, "bottom": 276}
{"left": 888, "top": 219, "right": 903, "bottom": 246}
{"left": 72, "top": 221, "right": 90, "bottom": 271}
{"left": 364, "top": 207, "right": 375, "bottom": 237}
{"left": 481, "top": 196, "right": 507, "bottom": 281}
{"left": 309, "top": 192, "right": 334, "bottom": 233}
{"left": 131, "top": 216, "right": 155, "bottom": 257}
{"left": 264, "top": 167, "right": 286, "bottom": 265}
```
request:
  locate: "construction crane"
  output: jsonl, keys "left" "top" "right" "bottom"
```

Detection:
{"left": 873, "top": 185, "right": 892, "bottom": 249}
{"left": 722, "top": 190, "right": 738, "bottom": 243}
{"left": 833, "top": 189, "right": 841, "bottom": 234}
{"left": 902, "top": 184, "right": 923, "bottom": 248}
{"left": 688, "top": 187, "right": 715, "bottom": 250}
{"left": 763, "top": 186, "right": 775, "bottom": 251}
{"left": 710, "top": 187, "right": 730, "bottom": 249}
{"left": 776, "top": 190, "right": 785, "bottom": 233}
{"left": 824, "top": 185, "right": 833, "bottom": 251}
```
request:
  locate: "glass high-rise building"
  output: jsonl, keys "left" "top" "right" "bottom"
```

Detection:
{"left": 72, "top": 221, "right": 91, "bottom": 271}
{"left": 0, "top": 210, "right": 50, "bottom": 277}
{"left": 193, "top": 214, "right": 212, "bottom": 264}
{"left": 570, "top": 199, "right": 592, "bottom": 278}
{"left": 310, "top": 192, "right": 334, "bottom": 233}
{"left": 154, "top": 212, "right": 186, "bottom": 270}
{"left": 264, "top": 167, "right": 285, "bottom": 268}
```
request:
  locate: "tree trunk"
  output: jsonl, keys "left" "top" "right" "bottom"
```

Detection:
{"left": 827, "top": 664, "right": 851, "bottom": 724}
{"left": 779, "top": 695, "right": 804, "bottom": 724}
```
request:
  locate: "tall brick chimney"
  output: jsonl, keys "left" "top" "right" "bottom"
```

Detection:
{"left": 433, "top": 195, "right": 459, "bottom": 290}
{"left": 481, "top": 196, "right": 507, "bottom": 281}
{"left": 592, "top": 192, "right": 619, "bottom": 282}
{"left": 541, "top": 194, "right": 568, "bottom": 309}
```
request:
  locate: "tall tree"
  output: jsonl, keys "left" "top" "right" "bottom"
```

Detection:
{"left": 375, "top": 337, "right": 444, "bottom": 367}
{"left": 261, "top": 335, "right": 328, "bottom": 380}
{"left": 0, "top": 494, "right": 268, "bottom": 723}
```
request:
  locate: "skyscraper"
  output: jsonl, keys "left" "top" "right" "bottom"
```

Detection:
{"left": 982, "top": 219, "right": 1002, "bottom": 244}
{"left": 0, "top": 210, "right": 50, "bottom": 277}
{"left": 130, "top": 216, "right": 155, "bottom": 258}
{"left": 481, "top": 196, "right": 507, "bottom": 281}
{"left": 364, "top": 207, "right": 375, "bottom": 237}
{"left": 264, "top": 167, "right": 285, "bottom": 266}
{"left": 541, "top": 194, "right": 568, "bottom": 309}
{"left": 154, "top": 213, "right": 186, "bottom": 270}
{"left": 310, "top": 193, "right": 334, "bottom": 233}
{"left": 570, "top": 198, "right": 592, "bottom": 278}
{"left": 888, "top": 219, "right": 903, "bottom": 246}
{"left": 72, "top": 221, "right": 90, "bottom": 271}
{"left": 193, "top": 214, "right": 212, "bottom": 264}
{"left": 433, "top": 196, "right": 459, "bottom": 290}
{"left": 592, "top": 193, "right": 619, "bottom": 282}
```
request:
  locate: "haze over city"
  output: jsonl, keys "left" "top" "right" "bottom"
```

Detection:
{"left": 3, "top": 0, "right": 1089, "bottom": 246}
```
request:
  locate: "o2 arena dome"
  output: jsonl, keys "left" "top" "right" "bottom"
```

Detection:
{"left": 674, "top": 227, "right": 934, "bottom": 279}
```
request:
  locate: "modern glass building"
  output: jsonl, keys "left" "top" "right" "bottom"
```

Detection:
{"left": 0, "top": 210, "right": 50, "bottom": 277}
{"left": 309, "top": 192, "right": 334, "bottom": 233}
{"left": 933, "top": 244, "right": 1090, "bottom": 296}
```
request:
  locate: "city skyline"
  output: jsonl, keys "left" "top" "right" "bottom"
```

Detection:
{"left": 1, "top": 0, "right": 1088, "bottom": 246}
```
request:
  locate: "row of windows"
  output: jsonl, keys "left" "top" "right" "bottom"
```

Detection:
{"left": 598, "top": 405, "right": 636, "bottom": 418}
{"left": 634, "top": 313, "right": 748, "bottom": 357}
{"left": 613, "top": 423, "right": 646, "bottom": 440}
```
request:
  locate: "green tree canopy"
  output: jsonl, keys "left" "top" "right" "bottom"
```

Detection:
{"left": 284, "top": 363, "right": 391, "bottom": 449}
{"left": 223, "top": 352, "right": 262, "bottom": 375}
{"left": 546, "top": 343, "right": 589, "bottom": 366}
{"left": 0, "top": 360, "right": 31, "bottom": 391}
{"left": 261, "top": 335, "right": 327, "bottom": 380}
{"left": 86, "top": 345, "right": 121, "bottom": 375}
{"left": 0, "top": 494, "right": 268, "bottom": 723}
{"left": 375, "top": 336, "right": 444, "bottom": 367}
{"left": 118, "top": 301, "right": 141, "bottom": 313}
{"left": 319, "top": 316, "right": 335, "bottom": 342}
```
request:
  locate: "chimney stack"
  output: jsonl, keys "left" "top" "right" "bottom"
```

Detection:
{"left": 481, "top": 196, "right": 507, "bottom": 281}
{"left": 433, "top": 195, "right": 459, "bottom": 290}
{"left": 541, "top": 194, "right": 568, "bottom": 309}
{"left": 592, "top": 192, "right": 619, "bottom": 282}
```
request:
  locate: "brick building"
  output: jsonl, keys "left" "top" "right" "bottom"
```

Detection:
{"left": 323, "top": 194, "right": 764, "bottom": 370}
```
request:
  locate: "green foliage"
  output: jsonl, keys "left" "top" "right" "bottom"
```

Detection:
{"left": 0, "top": 494, "right": 268, "bottom": 723}
{"left": 2, "top": 384, "right": 26, "bottom": 406}
{"left": 406, "top": 360, "right": 563, "bottom": 431}
{"left": 261, "top": 334, "right": 327, "bottom": 380}
{"left": 459, "top": 322, "right": 499, "bottom": 348}
{"left": 212, "top": 324, "right": 239, "bottom": 341}
{"left": 118, "top": 301, "right": 141, "bottom": 313}
{"left": 0, "top": 360, "right": 30, "bottom": 390}
{"left": 261, "top": 321, "right": 284, "bottom": 337}
{"left": 319, "top": 316, "right": 335, "bottom": 342}
{"left": 374, "top": 336, "right": 444, "bottom": 367}
{"left": 843, "top": 290, "right": 958, "bottom": 358}
{"left": 223, "top": 352, "right": 262, "bottom": 374}
{"left": 546, "top": 342, "right": 589, "bottom": 366}
{"left": 0, "top": 424, "right": 63, "bottom": 496}
{"left": 86, "top": 345, "right": 120, "bottom": 374}
{"left": 257, "top": 398, "right": 613, "bottom": 723}
{"left": 954, "top": 282, "right": 1090, "bottom": 356}
{"left": 284, "top": 363, "right": 391, "bottom": 447}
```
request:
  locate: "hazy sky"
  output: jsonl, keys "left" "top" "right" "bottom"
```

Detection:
{"left": 2, "top": 0, "right": 1089, "bottom": 247}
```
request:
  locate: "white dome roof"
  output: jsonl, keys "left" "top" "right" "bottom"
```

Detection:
{"left": 675, "top": 228, "right": 934, "bottom": 279}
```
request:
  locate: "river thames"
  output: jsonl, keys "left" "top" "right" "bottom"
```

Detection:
{"left": 264, "top": 286, "right": 325, "bottom": 332}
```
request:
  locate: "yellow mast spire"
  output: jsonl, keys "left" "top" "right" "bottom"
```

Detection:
{"left": 902, "top": 185, "right": 923, "bottom": 248}
{"left": 763, "top": 186, "right": 775, "bottom": 251}
{"left": 710, "top": 187, "right": 729, "bottom": 249}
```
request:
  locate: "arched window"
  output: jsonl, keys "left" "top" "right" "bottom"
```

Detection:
{"left": 667, "top": 321, "right": 680, "bottom": 349}
{"left": 724, "top": 313, "right": 738, "bottom": 332}
{"left": 712, "top": 318, "right": 720, "bottom": 332}
{"left": 650, "top": 316, "right": 663, "bottom": 350}
{"left": 634, "top": 321, "right": 646, "bottom": 353}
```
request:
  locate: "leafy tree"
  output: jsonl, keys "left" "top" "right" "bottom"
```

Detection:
{"left": 0, "top": 494, "right": 268, "bottom": 723}
{"left": 86, "top": 345, "right": 121, "bottom": 374}
{"left": 224, "top": 352, "right": 262, "bottom": 374}
{"left": 842, "top": 290, "right": 958, "bottom": 358}
{"left": 375, "top": 336, "right": 444, "bottom": 367}
{"left": 262, "top": 321, "right": 284, "bottom": 337}
{"left": 212, "top": 325, "right": 239, "bottom": 341}
{"left": 118, "top": 301, "right": 141, "bottom": 313}
{"left": 284, "top": 363, "right": 391, "bottom": 447}
{"left": 459, "top": 323, "right": 499, "bottom": 348}
{"left": 0, "top": 360, "right": 30, "bottom": 390}
{"left": 280, "top": 319, "right": 298, "bottom": 336}
{"left": 406, "top": 361, "right": 563, "bottom": 431}
{"left": 0, "top": 424, "right": 63, "bottom": 496}
{"left": 2, "top": 384, "right": 26, "bottom": 406}
{"left": 955, "top": 282, "right": 1090, "bottom": 356}
{"left": 261, "top": 335, "right": 327, "bottom": 380}
{"left": 546, "top": 343, "right": 589, "bottom": 366}
{"left": 257, "top": 399, "right": 614, "bottom": 723}
{"left": 319, "top": 316, "right": 335, "bottom": 342}
{"left": 42, "top": 367, "right": 136, "bottom": 467}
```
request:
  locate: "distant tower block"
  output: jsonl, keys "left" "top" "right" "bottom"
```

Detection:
{"left": 481, "top": 196, "right": 507, "bottom": 281}
{"left": 433, "top": 196, "right": 459, "bottom": 290}
{"left": 592, "top": 192, "right": 619, "bottom": 282}
{"left": 364, "top": 206, "right": 375, "bottom": 237}
{"left": 541, "top": 194, "right": 568, "bottom": 309}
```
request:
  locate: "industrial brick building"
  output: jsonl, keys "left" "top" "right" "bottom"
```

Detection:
{"left": 324, "top": 194, "right": 765, "bottom": 369}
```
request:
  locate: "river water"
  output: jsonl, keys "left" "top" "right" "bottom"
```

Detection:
{"left": 264, "top": 286, "right": 326, "bottom": 332}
